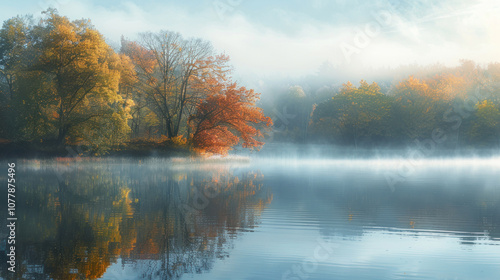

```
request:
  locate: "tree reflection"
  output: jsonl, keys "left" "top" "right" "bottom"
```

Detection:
{"left": 2, "top": 162, "right": 271, "bottom": 280}
{"left": 270, "top": 171, "right": 500, "bottom": 243}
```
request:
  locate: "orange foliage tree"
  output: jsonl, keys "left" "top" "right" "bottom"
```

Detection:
{"left": 121, "top": 33, "right": 231, "bottom": 139}
{"left": 189, "top": 81, "right": 272, "bottom": 155}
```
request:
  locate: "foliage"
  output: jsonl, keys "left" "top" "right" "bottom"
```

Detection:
{"left": 121, "top": 32, "right": 231, "bottom": 139}
{"left": 390, "top": 76, "right": 446, "bottom": 142}
{"left": 311, "top": 80, "right": 392, "bottom": 146}
{"left": 0, "top": 11, "right": 272, "bottom": 156}
{"left": 2, "top": 10, "right": 500, "bottom": 153}
{"left": 0, "top": 10, "right": 133, "bottom": 153}
{"left": 309, "top": 73, "right": 500, "bottom": 148}
{"left": 466, "top": 100, "right": 500, "bottom": 146}
{"left": 33, "top": 10, "right": 132, "bottom": 147}
{"left": 190, "top": 81, "right": 272, "bottom": 155}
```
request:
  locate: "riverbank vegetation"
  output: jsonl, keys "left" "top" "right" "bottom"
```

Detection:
{"left": 0, "top": 10, "right": 271, "bottom": 156}
{"left": 268, "top": 62, "right": 500, "bottom": 149}
{"left": 1, "top": 10, "right": 499, "bottom": 157}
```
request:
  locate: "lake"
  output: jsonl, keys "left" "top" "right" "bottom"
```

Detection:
{"left": 1, "top": 155, "right": 499, "bottom": 279}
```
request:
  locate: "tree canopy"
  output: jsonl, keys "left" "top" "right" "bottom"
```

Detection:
{"left": 190, "top": 81, "right": 272, "bottom": 155}
{"left": 0, "top": 10, "right": 272, "bottom": 155}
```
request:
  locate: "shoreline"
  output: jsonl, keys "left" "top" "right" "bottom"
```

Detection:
{"left": 1, "top": 141, "right": 499, "bottom": 160}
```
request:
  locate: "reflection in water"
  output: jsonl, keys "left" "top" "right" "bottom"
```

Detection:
{"left": 0, "top": 158, "right": 499, "bottom": 279}
{"left": 1, "top": 160, "right": 271, "bottom": 279}
{"left": 254, "top": 160, "right": 500, "bottom": 280}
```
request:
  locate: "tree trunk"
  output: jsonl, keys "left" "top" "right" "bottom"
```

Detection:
{"left": 57, "top": 98, "right": 66, "bottom": 145}
{"left": 57, "top": 126, "right": 66, "bottom": 146}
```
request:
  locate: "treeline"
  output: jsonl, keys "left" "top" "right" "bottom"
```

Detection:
{"left": 2, "top": 10, "right": 499, "bottom": 155}
{"left": 270, "top": 61, "right": 500, "bottom": 148}
{"left": 0, "top": 10, "right": 271, "bottom": 155}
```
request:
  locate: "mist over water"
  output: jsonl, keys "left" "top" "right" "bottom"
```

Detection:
{"left": 1, "top": 153, "right": 499, "bottom": 279}
{"left": 249, "top": 142, "right": 500, "bottom": 161}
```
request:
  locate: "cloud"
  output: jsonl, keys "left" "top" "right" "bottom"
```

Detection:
{"left": 1, "top": 0, "right": 499, "bottom": 80}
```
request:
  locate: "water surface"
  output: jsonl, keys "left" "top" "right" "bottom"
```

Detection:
{"left": 1, "top": 157, "right": 499, "bottom": 279}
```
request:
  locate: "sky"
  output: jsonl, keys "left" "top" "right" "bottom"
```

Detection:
{"left": 2, "top": 0, "right": 500, "bottom": 81}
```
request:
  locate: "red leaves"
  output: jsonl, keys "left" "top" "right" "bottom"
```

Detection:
{"left": 190, "top": 82, "right": 272, "bottom": 155}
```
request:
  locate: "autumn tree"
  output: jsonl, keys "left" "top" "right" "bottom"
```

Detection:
{"left": 0, "top": 10, "right": 136, "bottom": 152}
{"left": 390, "top": 74, "right": 466, "bottom": 144}
{"left": 26, "top": 10, "right": 133, "bottom": 149}
{"left": 189, "top": 80, "right": 272, "bottom": 155}
{"left": 311, "top": 80, "right": 392, "bottom": 146}
{"left": 122, "top": 31, "right": 230, "bottom": 139}
{"left": 389, "top": 76, "right": 440, "bottom": 142}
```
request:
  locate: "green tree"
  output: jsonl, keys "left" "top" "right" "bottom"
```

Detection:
{"left": 390, "top": 75, "right": 466, "bottom": 145}
{"left": 272, "top": 85, "right": 313, "bottom": 142}
{"left": 390, "top": 76, "right": 440, "bottom": 142}
{"left": 311, "top": 80, "right": 392, "bottom": 146}
{"left": 466, "top": 100, "right": 500, "bottom": 147}
{"left": 0, "top": 15, "right": 37, "bottom": 140}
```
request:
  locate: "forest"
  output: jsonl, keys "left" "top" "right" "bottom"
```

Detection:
{"left": 0, "top": 10, "right": 271, "bottom": 156}
{"left": 269, "top": 63, "right": 500, "bottom": 149}
{"left": 1, "top": 10, "right": 499, "bottom": 156}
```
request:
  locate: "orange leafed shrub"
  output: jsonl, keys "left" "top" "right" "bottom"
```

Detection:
{"left": 190, "top": 82, "right": 272, "bottom": 155}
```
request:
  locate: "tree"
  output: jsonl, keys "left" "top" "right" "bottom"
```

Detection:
{"left": 390, "top": 76, "right": 439, "bottom": 141}
{"left": 122, "top": 32, "right": 230, "bottom": 139}
{"left": 30, "top": 10, "right": 132, "bottom": 148}
{"left": 311, "top": 80, "right": 392, "bottom": 146}
{"left": 0, "top": 15, "right": 34, "bottom": 98}
{"left": 0, "top": 15, "right": 37, "bottom": 140}
{"left": 272, "top": 85, "right": 313, "bottom": 142}
{"left": 390, "top": 74, "right": 466, "bottom": 144}
{"left": 466, "top": 100, "right": 500, "bottom": 147}
{"left": 189, "top": 81, "right": 272, "bottom": 155}
{"left": 9, "top": 70, "right": 56, "bottom": 141}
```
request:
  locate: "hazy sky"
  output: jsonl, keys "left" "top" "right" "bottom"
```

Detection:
{"left": 2, "top": 0, "right": 500, "bottom": 79}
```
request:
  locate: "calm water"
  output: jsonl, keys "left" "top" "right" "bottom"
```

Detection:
{"left": 1, "top": 156, "right": 500, "bottom": 279}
